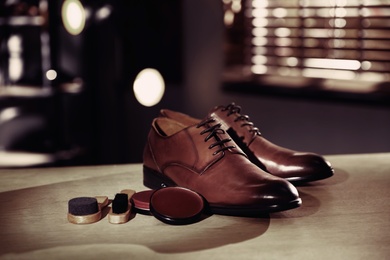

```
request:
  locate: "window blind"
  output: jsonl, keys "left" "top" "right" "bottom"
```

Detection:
{"left": 223, "top": 0, "right": 390, "bottom": 93}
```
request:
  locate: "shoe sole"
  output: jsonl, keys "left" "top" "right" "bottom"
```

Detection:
{"left": 208, "top": 198, "right": 302, "bottom": 216}
{"left": 143, "top": 165, "right": 302, "bottom": 216}
{"left": 286, "top": 170, "right": 334, "bottom": 185}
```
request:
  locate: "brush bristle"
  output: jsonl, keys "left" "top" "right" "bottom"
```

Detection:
{"left": 68, "top": 197, "right": 99, "bottom": 216}
{"left": 112, "top": 193, "right": 129, "bottom": 214}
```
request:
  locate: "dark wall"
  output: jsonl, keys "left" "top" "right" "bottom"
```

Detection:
{"left": 1, "top": 0, "right": 389, "bottom": 168}
{"left": 66, "top": 0, "right": 390, "bottom": 163}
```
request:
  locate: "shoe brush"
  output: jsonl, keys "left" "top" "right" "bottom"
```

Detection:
{"left": 108, "top": 189, "right": 136, "bottom": 224}
{"left": 68, "top": 196, "right": 109, "bottom": 224}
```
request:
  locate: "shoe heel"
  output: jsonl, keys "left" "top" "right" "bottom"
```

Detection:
{"left": 143, "top": 166, "right": 177, "bottom": 190}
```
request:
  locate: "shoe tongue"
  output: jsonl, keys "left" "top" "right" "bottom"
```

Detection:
{"left": 198, "top": 116, "right": 247, "bottom": 157}
{"left": 201, "top": 116, "right": 225, "bottom": 133}
{"left": 210, "top": 108, "right": 259, "bottom": 144}
{"left": 208, "top": 111, "right": 230, "bottom": 132}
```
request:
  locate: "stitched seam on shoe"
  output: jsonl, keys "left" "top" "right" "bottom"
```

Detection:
{"left": 199, "top": 152, "right": 224, "bottom": 175}
{"left": 192, "top": 122, "right": 227, "bottom": 175}
{"left": 163, "top": 163, "right": 202, "bottom": 175}
{"left": 147, "top": 137, "right": 162, "bottom": 174}
{"left": 184, "top": 129, "right": 199, "bottom": 171}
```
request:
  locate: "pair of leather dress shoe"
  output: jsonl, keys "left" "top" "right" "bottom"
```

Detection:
{"left": 143, "top": 103, "right": 333, "bottom": 216}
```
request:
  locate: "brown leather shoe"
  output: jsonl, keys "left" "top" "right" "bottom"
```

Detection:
{"left": 143, "top": 116, "right": 301, "bottom": 216}
{"left": 160, "top": 103, "right": 334, "bottom": 184}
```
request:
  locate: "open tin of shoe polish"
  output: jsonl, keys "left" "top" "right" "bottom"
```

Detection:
{"left": 150, "top": 187, "right": 205, "bottom": 225}
{"left": 131, "top": 190, "right": 155, "bottom": 215}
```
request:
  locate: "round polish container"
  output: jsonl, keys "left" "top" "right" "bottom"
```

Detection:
{"left": 131, "top": 190, "right": 154, "bottom": 215}
{"left": 150, "top": 187, "right": 205, "bottom": 225}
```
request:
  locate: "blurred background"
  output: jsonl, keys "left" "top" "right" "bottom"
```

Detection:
{"left": 0, "top": 0, "right": 389, "bottom": 168}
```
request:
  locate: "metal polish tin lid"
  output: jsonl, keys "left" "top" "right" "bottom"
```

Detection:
{"left": 150, "top": 187, "right": 205, "bottom": 225}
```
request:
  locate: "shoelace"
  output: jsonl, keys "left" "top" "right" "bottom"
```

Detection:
{"left": 222, "top": 103, "right": 261, "bottom": 136}
{"left": 196, "top": 117, "right": 236, "bottom": 155}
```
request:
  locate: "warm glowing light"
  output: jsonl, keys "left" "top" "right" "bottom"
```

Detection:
{"left": 275, "top": 48, "right": 293, "bottom": 56}
{"left": 252, "top": 46, "right": 267, "bottom": 55}
{"left": 358, "top": 72, "right": 385, "bottom": 82}
{"left": 224, "top": 10, "right": 235, "bottom": 26}
{"left": 246, "top": 0, "right": 389, "bottom": 84}
{"left": 251, "top": 65, "right": 267, "bottom": 74}
{"left": 333, "top": 18, "right": 346, "bottom": 28}
{"left": 329, "top": 39, "right": 345, "bottom": 48}
{"left": 8, "top": 35, "right": 23, "bottom": 82}
{"left": 0, "top": 107, "right": 20, "bottom": 123}
{"left": 252, "top": 55, "right": 267, "bottom": 64}
{"left": 252, "top": 0, "right": 268, "bottom": 8}
{"left": 305, "top": 58, "right": 361, "bottom": 70}
{"left": 302, "top": 9, "right": 315, "bottom": 17}
{"left": 61, "top": 0, "right": 86, "bottom": 35}
{"left": 361, "top": 8, "right": 372, "bottom": 17}
{"left": 274, "top": 28, "right": 291, "bottom": 37}
{"left": 96, "top": 5, "right": 112, "bottom": 21}
{"left": 329, "top": 7, "right": 348, "bottom": 17}
{"left": 330, "top": 0, "right": 347, "bottom": 6}
{"left": 231, "top": 0, "right": 241, "bottom": 13}
{"left": 317, "top": 8, "right": 330, "bottom": 17}
{"left": 333, "top": 29, "right": 346, "bottom": 37}
{"left": 9, "top": 58, "right": 23, "bottom": 82}
{"left": 7, "top": 35, "right": 22, "bottom": 52}
{"left": 46, "top": 70, "right": 57, "bottom": 80}
{"left": 273, "top": 8, "right": 287, "bottom": 18}
{"left": 361, "top": 61, "right": 372, "bottom": 70}
{"left": 133, "top": 68, "right": 165, "bottom": 107}
{"left": 303, "top": 68, "right": 356, "bottom": 80}
{"left": 275, "top": 38, "right": 292, "bottom": 46}
{"left": 252, "top": 28, "right": 268, "bottom": 37}
{"left": 252, "top": 18, "right": 268, "bottom": 27}
{"left": 286, "top": 57, "right": 298, "bottom": 67}
{"left": 335, "top": 7, "right": 347, "bottom": 17}
{"left": 252, "top": 9, "right": 268, "bottom": 17}
{"left": 304, "top": 29, "right": 329, "bottom": 38}
{"left": 0, "top": 151, "right": 54, "bottom": 167}
{"left": 252, "top": 37, "right": 267, "bottom": 46}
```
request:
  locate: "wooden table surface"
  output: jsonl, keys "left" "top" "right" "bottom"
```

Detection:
{"left": 0, "top": 153, "right": 389, "bottom": 259}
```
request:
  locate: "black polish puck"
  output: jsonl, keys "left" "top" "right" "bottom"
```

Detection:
{"left": 68, "top": 197, "right": 99, "bottom": 216}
